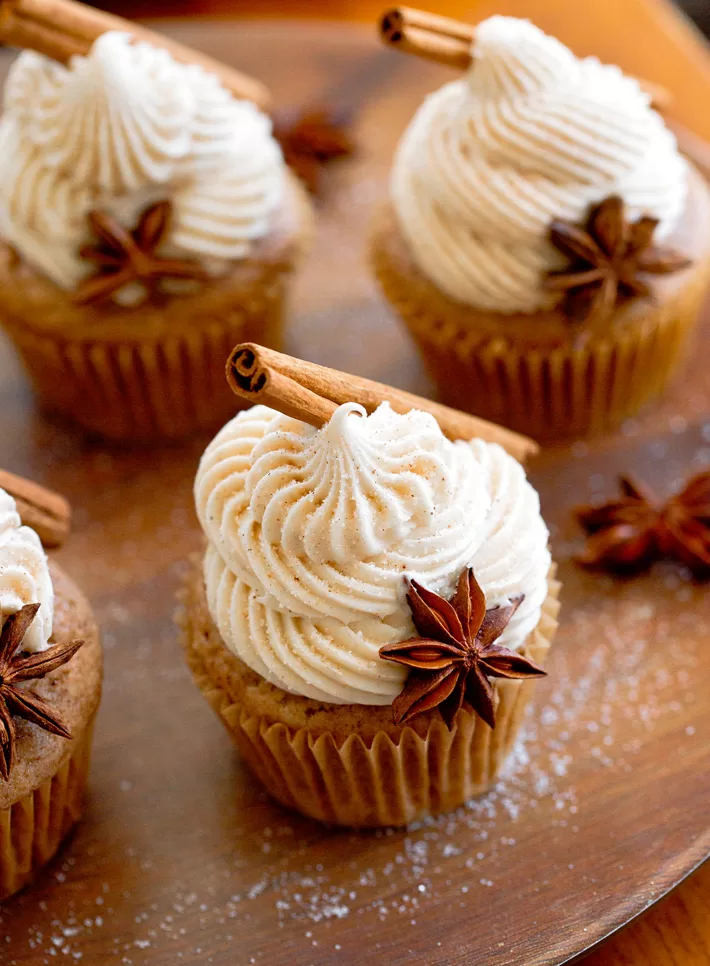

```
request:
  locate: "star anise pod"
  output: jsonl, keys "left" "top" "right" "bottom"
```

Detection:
{"left": 545, "top": 196, "right": 691, "bottom": 324}
{"left": 379, "top": 569, "right": 546, "bottom": 730}
{"left": 73, "top": 200, "right": 207, "bottom": 307}
{"left": 577, "top": 470, "right": 710, "bottom": 577}
{"left": 273, "top": 107, "right": 355, "bottom": 197}
{"left": 0, "top": 603, "right": 84, "bottom": 781}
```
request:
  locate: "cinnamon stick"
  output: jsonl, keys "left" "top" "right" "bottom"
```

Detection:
{"left": 229, "top": 347, "right": 338, "bottom": 427}
{"left": 226, "top": 344, "right": 539, "bottom": 463}
{"left": 668, "top": 119, "right": 710, "bottom": 179}
{"left": 381, "top": 7, "right": 474, "bottom": 44}
{"left": 379, "top": 6, "right": 673, "bottom": 112}
{"left": 0, "top": 0, "right": 271, "bottom": 111}
{"left": 386, "top": 24, "right": 471, "bottom": 72}
{"left": 0, "top": 469, "right": 71, "bottom": 548}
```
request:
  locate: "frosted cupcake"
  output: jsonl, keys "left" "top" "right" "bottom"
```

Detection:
{"left": 181, "top": 401, "right": 559, "bottom": 826}
{"left": 0, "top": 32, "right": 312, "bottom": 441}
{"left": 0, "top": 487, "right": 102, "bottom": 900}
{"left": 371, "top": 16, "right": 710, "bottom": 440}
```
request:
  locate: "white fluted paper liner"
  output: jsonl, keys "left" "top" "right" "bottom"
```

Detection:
{"left": 371, "top": 205, "right": 710, "bottom": 441}
{"left": 181, "top": 567, "right": 560, "bottom": 827}
{"left": 0, "top": 724, "right": 95, "bottom": 901}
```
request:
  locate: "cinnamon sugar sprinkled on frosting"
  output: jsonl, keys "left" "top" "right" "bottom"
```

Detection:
{"left": 195, "top": 403, "right": 549, "bottom": 704}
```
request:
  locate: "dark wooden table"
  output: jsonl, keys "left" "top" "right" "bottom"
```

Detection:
{"left": 1, "top": 20, "right": 710, "bottom": 966}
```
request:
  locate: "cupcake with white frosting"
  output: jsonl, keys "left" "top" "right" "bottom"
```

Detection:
{"left": 181, "top": 401, "right": 559, "bottom": 826}
{"left": 0, "top": 32, "right": 312, "bottom": 441}
{"left": 371, "top": 16, "right": 710, "bottom": 440}
{"left": 0, "top": 486, "right": 102, "bottom": 900}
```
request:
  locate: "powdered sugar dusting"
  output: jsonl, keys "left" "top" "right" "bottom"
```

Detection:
{"left": 2, "top": 579, "right": 703, "bottom": 963}
{"left": 1, "top": 18, "right": 709, "bottom": 963}
{"left": 2, "top": 381, "right": 708, "bottom": 966}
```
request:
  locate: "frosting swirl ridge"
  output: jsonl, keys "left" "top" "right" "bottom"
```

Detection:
{"left": 0, "top": 489, "right": 54, "bottom": 653}
{"left": 391, "top": 16, "right": 688, "bottom": 313}
{"left": 5, "top": 34, "right": 194, "bottom": 194}
{"left": 197, "top": 404, "right": 491, "bottom": 624}
{"left": 0, "top": 32, "right": 285, "bottom": 290}
{"left": 195, "top": 404, "right": 551, "bottom": 705}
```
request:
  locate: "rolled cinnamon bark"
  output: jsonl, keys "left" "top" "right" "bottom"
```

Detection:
{"left": 383, "top": 23, "right": 471, "bottom": 71}
{"left": 0, "top": 469, "right": 71, "bottom": 548}
{"left": 378, "top": 6, "right": 672, "bottom": 112}
{"left": 669, "top": 119, "right": 710, "bottom": 179}
{"left": 0, "top": 0, "right": 271, "bottom": 110}
{"left": 380, "top": 6, "right": 473, "bottom": 69}
{"left": 226, "top": 343, "right": 539, "bottom": 462}
{"left": 381, "top": 6, "right": 474, "bottom": 43}
{"left": 229, "top": 346, "right": 338, "bottom": 427}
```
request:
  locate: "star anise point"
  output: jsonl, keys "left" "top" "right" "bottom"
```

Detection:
{"left": 547, "top": 196, "right": 691, "bottom": 325}
{"left": 576, "top": 470, "right": 710, "bottom": 577}
{"left": 0, "top": 604, "right": 84, "bottom": 781}
{"left": 73, "top": 201, "right": 207, "bottom": 307}
{"left": 273, "top": 106, "right": 355, "bottom": 197}
{"left": 380, "top": 569, "right": 544, "bottom": 730}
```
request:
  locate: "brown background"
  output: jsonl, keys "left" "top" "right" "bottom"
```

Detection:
{"left": 87, "top": 0, "right": 710, "bottom": 142}
{"left": 93, "top": 0, "right": 710, "bottom": 36}
{"left": 1, "top": 5, "right": 710, "bottom": 965}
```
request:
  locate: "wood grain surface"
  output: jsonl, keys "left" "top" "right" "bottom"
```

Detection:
{"left": 1, "top": 19, "right": 710, "bottom": 966}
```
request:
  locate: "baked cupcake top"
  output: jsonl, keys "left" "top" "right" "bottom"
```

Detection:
{"left": 390, "top": 16, "right": 688, "bottom": 314}
{"left": 0, "top": 32, "right": 284, "bottom": 300}
{"left": 195, "top": 403, "right": 550, "bottom": 705}
{"left": 0, "top": 488, "right": 53, "bottom": 652}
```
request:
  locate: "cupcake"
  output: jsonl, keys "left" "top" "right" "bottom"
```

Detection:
{"left": 0, "top": 485, "right": 102, "bottom": 900}
{"left": 371, "top": 16, "right": 710, "bottom": 441}
{"left": 0, "top": 32, "right": 312, "bottom": 441}
{"left": 181, "top": 399, "right": 559, "bottom": 827}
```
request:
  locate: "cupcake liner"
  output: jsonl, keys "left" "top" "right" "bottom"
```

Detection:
{"left": 0, "top": 264, "right": 289, "bottom": 441}
{"left": 371, "top": 206, "right": 710, "bottom": 441}
{"left": 0, "top": 723, "right": 95, "bottom": 901}
{"left": 182, "top": 568, "right": 560, "bottom": 828}
{"left": 0, "top": 172, "right": 312, "bottom": 442}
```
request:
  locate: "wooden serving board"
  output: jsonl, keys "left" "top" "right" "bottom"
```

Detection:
{"left": 1, "top": 21, "right": 709, "bottom": 966}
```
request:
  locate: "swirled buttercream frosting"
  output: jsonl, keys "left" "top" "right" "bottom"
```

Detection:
{"left": 0, "top": 489, "right": 53, "bottom": 653}
{"left": 195, "top": 403, "right": 551, "bottom": 705}
{"left": 390, "top": 16, "right": 688, "bottom": 313}
{"left": 0, "top": 32, "right": 284, "bottom": 290}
